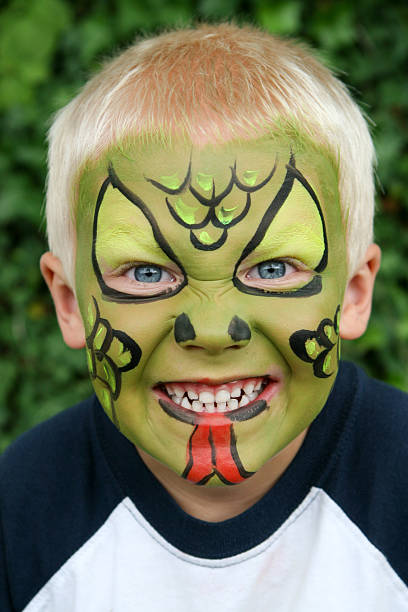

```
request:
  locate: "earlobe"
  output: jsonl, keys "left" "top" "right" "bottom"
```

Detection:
{"left": 339, "top": 243, "right": 381, "bottom": 340}
{"left": 40, "top": 252, "right": 86, "bottom": 349}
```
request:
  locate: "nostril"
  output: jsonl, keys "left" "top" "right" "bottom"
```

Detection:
{"left": 228, "top": 316, "right": 251, "bottom": 343}
{"left": 174, "top": 313, "right": 196, "bottom": 344}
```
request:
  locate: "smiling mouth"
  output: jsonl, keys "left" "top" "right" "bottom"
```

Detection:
{"left": 154, "top": 376, "right": 280, "bottom": 425}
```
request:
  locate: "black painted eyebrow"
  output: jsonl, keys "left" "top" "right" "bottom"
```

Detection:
{"left": 232, "top": 154, "right": 328, "bottom": 299}
{"left": 284, "top": 162, "right": 328, "bottom": 273}
{"left": 91, "top": 164, "right": 188, "bottom": 304}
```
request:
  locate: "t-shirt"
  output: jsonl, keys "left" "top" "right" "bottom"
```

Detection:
{"left": 1, "top": 361, "right": 408, "bottom": 611}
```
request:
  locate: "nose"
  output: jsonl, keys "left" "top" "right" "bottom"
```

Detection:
{"left": 174, "top": 312, "right": 251, "bottom": 354}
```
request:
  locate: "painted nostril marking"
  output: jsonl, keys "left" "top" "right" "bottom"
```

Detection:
{"left": 228, "top": 315, "right": 251, "bottom": 342}
{"left": 174, "top": 313, "right": 196, "bottom": 343}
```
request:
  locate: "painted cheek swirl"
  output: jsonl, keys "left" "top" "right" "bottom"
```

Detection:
{"left": 289, "top": 305, "right": 341, "bottom": 378}
{"left": 86, "top": 296, "right": 142, "bottom": 427}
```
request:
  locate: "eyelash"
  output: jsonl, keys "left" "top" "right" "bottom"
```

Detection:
{"left": 124, "top": 264, "right": 176, "bottom": 284}
{"left": 246, "top": 257, "right": 307, "bottom": 276}
{"left": 245, "top": 259, "right": 296, "bottom": 280}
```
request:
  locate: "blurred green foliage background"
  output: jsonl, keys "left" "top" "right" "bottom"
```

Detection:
{"left": 1, "top": 0, "right": 407, "bottom": 451}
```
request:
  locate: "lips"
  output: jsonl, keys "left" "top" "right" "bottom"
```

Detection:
{"left": 154, "top": 376, "right": 280, "bottom": 425}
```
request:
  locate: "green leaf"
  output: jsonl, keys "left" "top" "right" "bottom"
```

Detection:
{"left": 0, "top": 0, "right": 72, "bottom": 110}
{"left": 255, "top": 0, "right": 301, "bottom": 35}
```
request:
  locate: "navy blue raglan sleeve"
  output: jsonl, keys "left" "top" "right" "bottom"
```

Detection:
{"left": 321, "top": 365, "right": 408, "bottom": 586}
{"left": 0, "top": 507, "right": 14, "bottom": 611}
{"left": 0, "top": 396, "right": 125, "bottom": 611}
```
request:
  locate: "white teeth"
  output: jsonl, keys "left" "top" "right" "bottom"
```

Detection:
{"left": 199, "top": 391, "right": 214, "bottom": 403}
{"left": 167, "top": 379, "right": 265, "bottom": 413}
{"left": 243, "top": 381, "right": 255, "bottom": 395}
{"left": 181, "top": 396, "right": 191, "bottom": 409}
{"left": 173, "top": 385, "right": 184, "bottom": 398}
{"left": 231, "top": 386, "right": 241, "bottom": 398}
{"left": 165, "top": 384, "right": 174, "bottom": 396}
{"left": 239, "top": 395, "right": 250, "bottom": 407}
{"left": 215, "top": 389, "right": 230, "bottom": 403}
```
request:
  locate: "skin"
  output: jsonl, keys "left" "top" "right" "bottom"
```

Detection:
{"left": 41, "top": 135, "right": 381, "bottom": 521}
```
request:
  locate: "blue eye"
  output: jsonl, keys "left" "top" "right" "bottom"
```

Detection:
{"left": 133, "top": 265, "right": 163, "bottom": 283}
{"left": 257, "top": 261, "right": 286, "bottom": 279}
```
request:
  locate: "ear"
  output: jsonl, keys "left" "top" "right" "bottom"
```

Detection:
{"left": 40, "top": 252, "right": 86, "bottom": 349}
{"left": 339, "top": 243, "right": 381, "bottom": 340}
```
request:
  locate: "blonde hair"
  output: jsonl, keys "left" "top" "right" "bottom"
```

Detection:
{"left": 46, "top": 23, "right": 375, "bottom": 285}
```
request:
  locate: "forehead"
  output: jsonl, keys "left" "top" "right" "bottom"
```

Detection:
{"left": 77, "top": 136, "right": 344, "bottom": 280}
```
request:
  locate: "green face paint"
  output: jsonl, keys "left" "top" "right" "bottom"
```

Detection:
{"left": 158, "top": 174, "right": 182, "bottom": 190}
{"left": 75, "top": 136, "right": 347, "bottom": 486}
{"left": 196, "top": 172, "right": 213, "bottom": 191}
{"left": 243, "top": 170, "right": 259, "bottom": 186}
{"left": 174, "top": 198, "right": 198, "bottom": 224}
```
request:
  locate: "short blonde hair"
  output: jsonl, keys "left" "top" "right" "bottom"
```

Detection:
{"left": 46, "top": 23, "right": 375, "bottom": 286}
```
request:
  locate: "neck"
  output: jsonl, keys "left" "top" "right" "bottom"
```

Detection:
{"left": 137, "top": 428, "right": 307, "bottom": 522}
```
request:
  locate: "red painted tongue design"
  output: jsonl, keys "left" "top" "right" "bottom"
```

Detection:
{"left": 182, "top": 414, "right": 253, "bottom": 485}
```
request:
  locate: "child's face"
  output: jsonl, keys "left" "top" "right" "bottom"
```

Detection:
{"left": 75, "top": 136, "right": 347, "bottom": 486}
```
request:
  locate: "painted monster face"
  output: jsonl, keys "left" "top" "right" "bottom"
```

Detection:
{"left": 76, "top": 137, "right": 347, "bottom": 486}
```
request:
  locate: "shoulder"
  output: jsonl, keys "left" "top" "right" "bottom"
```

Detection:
{"left": 325, "top": 362, "right": 408, "bottom": 584}
{"left": 334, "top": 360, "right": 408, "bottom": 446}
{"left": 0, "top": 396, "right": 124, "bottom": 611}
{"left": 0, "top": 394, "right": 124, "bottom": 520}
{"left": 0, "top": 397, "right": 94, "bottom": 491}
{"left": 352, "top": 363, "right": 408, "bottom": 462}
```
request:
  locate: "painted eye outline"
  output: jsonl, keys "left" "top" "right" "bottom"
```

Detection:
{"left": 232, "top": 155, "right": 327, "bottom": 298}
{"left": 237, "top": 257, "right": 315, "bottom": 293}
{"left": 103, "top": 261, "right": 185, "bottom": 298}
{"left": 92, "top": 170, "right": 188, "bottom": 304}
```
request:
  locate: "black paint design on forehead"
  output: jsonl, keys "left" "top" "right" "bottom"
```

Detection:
{"left": 91, "top": 166, "right": 188, "bottom": 304}
{"left": 146, "top": 159, "right": 277, "bottom": 251}
{"left": 146, "top": 160, "right": 192, "bottom": 194}
{"left": 289, "top": 305, "right": 340, "bottom": 378}
{"left": 232, "top": 154, "right": 328, "bottom": 298}
{"left": 228, "top": 316, "right": 251, "bottom": 342}
{"left": 174, "top": 313, "right": 196, "bottom": 343}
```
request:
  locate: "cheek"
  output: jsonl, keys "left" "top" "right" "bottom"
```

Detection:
{"left": 249, "top": 292, "right": 342, "bottom": 371}
{"left": 99, "top": 300, "right": 172, "bottom": 347}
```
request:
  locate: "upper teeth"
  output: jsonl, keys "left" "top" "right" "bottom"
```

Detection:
{"left": 163, "top": 378, "right": 266, "bottom": 414}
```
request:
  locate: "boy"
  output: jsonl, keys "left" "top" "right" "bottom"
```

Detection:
{"left": 1, "top": 22, "right": 407, "bottom": 611}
